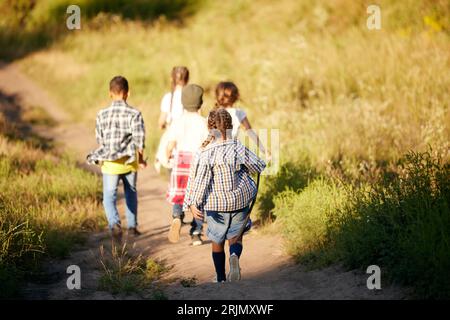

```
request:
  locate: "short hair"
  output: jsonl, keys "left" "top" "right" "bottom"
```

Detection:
{"left": 109, "top": 76, "right": 129, "bottom": 94}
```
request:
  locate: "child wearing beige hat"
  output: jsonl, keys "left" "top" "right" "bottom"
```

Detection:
{"left": 166, "top": 84, "right": 209, "bottom": 246}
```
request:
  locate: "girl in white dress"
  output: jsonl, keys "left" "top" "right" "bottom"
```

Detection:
{"left": 155, "top": 66, "right": 190, "bottom": 171}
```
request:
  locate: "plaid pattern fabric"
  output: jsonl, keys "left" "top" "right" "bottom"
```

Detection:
{"left": 183, "top": 139, "right": 266, "bottom": 212}
{"left": 87, "top": 100, "right": 145, "bottom": 165}
{"left": 166, "top": 151, "right": 193, "bottom": 205}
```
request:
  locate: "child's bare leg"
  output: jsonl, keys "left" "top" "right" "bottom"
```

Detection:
{"left": 212, "top": 241, "right": 226, "bottom": 282}
{"left": 212, "top": 241, "right": 225, "bottom": 252}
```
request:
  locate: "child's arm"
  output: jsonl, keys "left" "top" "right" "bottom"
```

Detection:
{"left": 159, "top": 93, "right": 171, "bottom": 129}
{"left": 165, "top": 120, "right": 177, "bottom": 159}
{"left": 241, "top": 117, "right": 271, "bottom": 160}
{"left": 242, "top": 145, "right": 266, "bottom": 175}
{"left": 132, "top": 112, "right": 147, "bottom": 168}
{"left": 137, "top": 149, "right": 147, "bottom": 169}
{"left": 95, "top": 114, "right": 103, "bottom": 145}
{"left": 166, "top": 140, "right": 176, "bottom": 159}
{"left": 158, "top": 112, "right": 168, "bottom": 130}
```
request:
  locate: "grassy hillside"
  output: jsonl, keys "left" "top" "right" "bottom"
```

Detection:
{"left": 8, "top": 0, "right": 449, "bottom": 168}
{"left": 1, "top": 0, "right": 449, "bottom": 298}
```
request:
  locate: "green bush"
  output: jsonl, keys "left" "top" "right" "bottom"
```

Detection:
{"left": 257, "top": 161, "right": 316, "bottom": 222}
{"left": 274, "top": 151, "right": 450, "bottom": 298}
{"left": 329, "top": 151, "right": 450, "bottom": 299}
{"left": 272, "top": 179, "right": 346, "bottom": 266}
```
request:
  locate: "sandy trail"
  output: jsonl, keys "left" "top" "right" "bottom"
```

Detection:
{"left": 0, "top": 62, "right": 407, "bottom": 300}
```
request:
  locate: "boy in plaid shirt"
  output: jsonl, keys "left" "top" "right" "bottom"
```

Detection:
{"left": 87, "top": 76, "right": 147, "bottom": 238}
{"left": 184, "top": 108, "right": 265, "bottom": 282}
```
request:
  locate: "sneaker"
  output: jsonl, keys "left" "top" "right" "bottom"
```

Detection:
{"left": 168, "top": 218, "right": 182, "bottom": 243}
{"left": 110, "top": 223, "right": 123, "bottom": 239}
{"left": 128, "top": 227, "right": 142, "bottom": 237}
{"left": 228, "top": 254, "right": 241, "bottom": 281}
{"left": 191, "top": 234, "right": 203, "bottom": 246}
{"left": 212, "top": 277, "right": 226, "bottom": 283}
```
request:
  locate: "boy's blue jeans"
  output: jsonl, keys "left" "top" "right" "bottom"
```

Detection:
{"left": 103, "top": 172, "right": 137, "bottom": 229}
{"left": 172, "top": 203, "right": 203, "bottom": 235}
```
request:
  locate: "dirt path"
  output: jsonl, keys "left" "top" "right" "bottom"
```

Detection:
{"left": 0, "top": 62, "right": 407, "bottom": 300}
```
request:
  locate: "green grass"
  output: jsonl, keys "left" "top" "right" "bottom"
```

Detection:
{"left": 272, "top": 179, "right": 347, "bottom": 266}
{"left": 0, "top": 109, "right": 105, "bottom": 298}
{"left": 329, "top": 151, "right": 450, "bottom": 299}
{"left": 12, "top": 0, "right": 449, "bottom": 167}
{"left": 1, "top": 0, "right": 449, "bottom": 299}
{"left": 0, "top": 0, "right": 201, "bottom": 60}
{"left": 274, "top": 151, "right": 450, "bottom": 298}
{"left": 180, "top": 277, "right": 198, "bottom": 288}
{"left": 257, "top": 160, "right": 317, "bottom": 221}
{"left": 98, "top": 243, "right": 166, "bottom": 297}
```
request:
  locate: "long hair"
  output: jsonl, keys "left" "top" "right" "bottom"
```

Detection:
{"left": 201, "top": 108, "right": 233, "bottom": 148}
{"left": 169, "top": 66, "right": 190, "bottom": 112}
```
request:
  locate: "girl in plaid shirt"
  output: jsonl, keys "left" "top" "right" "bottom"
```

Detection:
{"left": 183, "top": 108, "right": 266, "bottom": 282}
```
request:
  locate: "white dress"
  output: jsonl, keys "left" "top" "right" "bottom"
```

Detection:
{"left": 156, "top": 89, "right": 184, "bottom": 168}
{"left": 160, "top": 89, "right": 184, "bottom": 124}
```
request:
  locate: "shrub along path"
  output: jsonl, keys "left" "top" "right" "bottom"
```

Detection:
{"left": 0, "top": 62, "right": 406, "bottom": 299}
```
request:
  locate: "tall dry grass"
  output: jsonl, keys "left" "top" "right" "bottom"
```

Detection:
{"left": 3, "top": 0, "right": 449, "bottom": 298}
{"left": 0, "top": 112, "right": 105, "bottom": 298}
{"left": 15, "top": 0, "right": 449, "bottom": 169}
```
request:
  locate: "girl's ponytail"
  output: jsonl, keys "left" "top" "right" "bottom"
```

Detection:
{"left": 202, "top": 110, "right": 217, "bottom": 148}
{"left": 169, "top": 66, "right": 190, "bottom": 116}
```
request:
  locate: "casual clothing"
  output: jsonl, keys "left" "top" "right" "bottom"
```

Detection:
{"left": 166, "top": 112, "right": 209, "bottom": 235}
{"left": 155, "top": 89, "right": 184, "bottom": 168}
{"left": 166, "top": 112, "right": 209, "bottom": 152}
{"left": 160, "top": 89, "right": 184, "bottom": 125}
{"left": 172, "top": 202, "right": 203, "bottom": 235}
{"left": 172, "top": 203, "right": 184, "bottom": 219}
{"left": 225, "top": 107, "right": 247, "bottom": 138}
{"left": 166, "top": 151, "right": 193, "bottom": 205}
{"left": 87, "top": 100, "right": 145, "bottom": 165}
{"left": 102, "top": 172, "right": 138, "bottom": 229}
{"left": 181, "top": 84, "right": 204, "bottom": 111}
{"left": 166, "top": 113, "right": 209, "bottom": 205}
{"left": 183, "top": 139, "right": 266, "bottom": 212}
{"left": 206, "top": 206, "right": 250, "bottom": 243}
{"left": 87, "top": 99, "right": 145, "bottom": 230}
{"left": 183, "top": 139, "right": 265, "bottom": 245}
{"left": 101, "top": 155, "right": 138, "bottom": 175}
{"left": 190, "top": 218, "right": 203, "bottom": 235}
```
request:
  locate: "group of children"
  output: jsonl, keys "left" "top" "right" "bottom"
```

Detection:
{"left": 87, "top": 66, "right": 267, "bottom": 283}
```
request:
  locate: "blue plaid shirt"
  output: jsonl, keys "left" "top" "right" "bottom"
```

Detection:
{"left": 183, "top": 139, "right": 266, "bottom": 212}
{"left": 87, "top": 100, "right": 145, "bottom": 165}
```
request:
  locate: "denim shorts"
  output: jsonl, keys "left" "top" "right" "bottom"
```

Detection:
{"left": 205, "top": 206, "right": 250, "bottom": 244}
